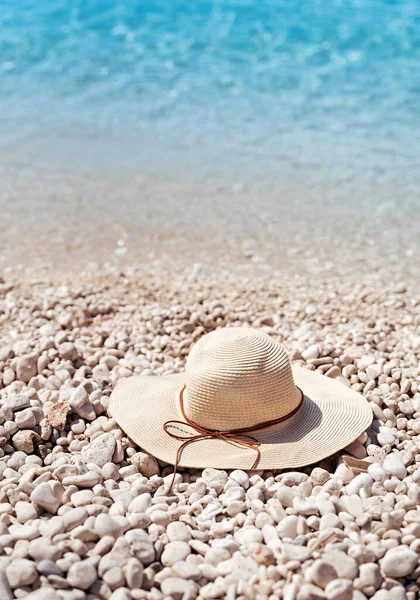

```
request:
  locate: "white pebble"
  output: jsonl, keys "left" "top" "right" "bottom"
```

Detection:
{"left": 381, "top": 546, "right": 418, "bottom": 578}
{"left": 382, "top": 453, "right": 407, "bottom": 479}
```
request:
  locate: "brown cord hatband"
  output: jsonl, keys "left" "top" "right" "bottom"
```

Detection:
{"left": 163, "top": 385, "right": 304, "bottom": 492}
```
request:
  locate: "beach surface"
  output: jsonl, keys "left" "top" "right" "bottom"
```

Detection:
{"left": 1, "top": 0, "right": 420, "bottom": 596}
{"left": 0, "top": 264, "right": 420, "bottom": 598}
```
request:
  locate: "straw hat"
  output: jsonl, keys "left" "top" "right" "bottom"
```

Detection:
{"left": 110, "top": 327, "right": 372, "bottom": 472}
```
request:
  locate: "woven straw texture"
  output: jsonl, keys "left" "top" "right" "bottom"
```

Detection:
{"left": 110, "top": 328, "right": 372, "bottom": 470}
{"left": 184, "top": 328, "right": 300, "bottom": 430}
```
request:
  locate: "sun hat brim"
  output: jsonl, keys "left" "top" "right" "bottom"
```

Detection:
{"left": 109, "top": 366, "right": 372, "bottom": 470}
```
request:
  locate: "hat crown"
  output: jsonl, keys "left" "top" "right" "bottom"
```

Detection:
{"left": 184, "top": 327, "right": 300, "bottom": 430}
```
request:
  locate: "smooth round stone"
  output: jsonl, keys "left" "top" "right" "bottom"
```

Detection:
{"left": 62, "top": 507, "right": 88, "bottom": 531}
{"left": 199, "top": 563, "right": 219, "bottom": 582}
{"left": 224, "top": 486, "right": 245, "bottom": 503}
{"left": 399, "top": 400, "right": 414, "bottom": 415}
{"left": 319, "top": 514, "right": 341, "bottom": 530}
{"left": 226, "top": 500, "right": 247, "bottom": 517}
{"left": 277, "top": 515, "right": 298, "bottom": 539}
{"left": 28, "top": 537, "right": 63, "bottom": 561}
{"left": 334, "top": 464, "right": 354, "bottom": 485}
{"left": 103, "top": 566, "right": 125, "bottom": 589}
{"left": 266, "top": 499, "right": 286, "bottom": 523}
{"left": 150, "top": 510, "right": 170, "bottom": 527}
{"left": 344, "top": 495, "right": 364, "bottom": 518}
{"left": 205, "top": 548, "right": 231, "bottom": 565}
{"left": 163, "top": 472, "right": 183, "bottom": 488}
{"left": 15, "top": 409, "right": 37, "bottom": 429}
{"left": 368, "top": 463, "right": 388, "bottom": 482}
{"left": 254, "top": 512, "right": 274, "bottom": 529}
{"left": 411, "top": 420, "right": 420, "bottom": 434}
{"left": 6, "top": 558, "right": 37, "bottom": 588}
{"left": 128, "top": 493, "right": 152, "bottom": 513}
{"left": 9, "top": 524, "right": 39, "bottom": 541}
{"left": 293, "top": 497, "right": 318, "bottom": 516}
{"left": 211, "top": 521, "right": 234, "bottom": 536}
{"left": 344, "top": 440, "right": 367, "bottom": 459}
{"left": 16, "top": 354, "right": 37, "bottom": 383}
{"left": 95, "top": 514, "right": 124, "bottom": 538}
{"left": 346, "top": 474, "right": 373, "bottom": 496}
{"left": 366, "top": 364, "right": 381, "bottom": 380}
{"left": 171, "top": 561, "right": 201, "bottom": 581}
{"left": 189, "top": 540, "right": 210, "bottom": 556}
{"left": 380, "top": 546, "right": 418, "bottom": 578}
{"left": 358, "top": 562, "right": 382, "bottom": 594}
{"left": 127, "top": 513, "right": 151, "bottom": 530}
{"left": 229, "top": 470, "right": 249, "bottom": 489}
{"left": 383, "top": 478, "right": 399, "bottom": 492}
{"left": 217, "top": 554, "right": 259, "bottom": 578}
{"left": 71, "top": 490, "right": 94, "bottom": 507}
{"left": 371, "top": 592, "right": 393, "bottom": 600}
{"left": 98, "top": 548, "right": 131, "bottom": 578}
{"left": 261, "top": 524, "right": 279, "bottom": 544}
{"left": 325, "top": 579, "right": 353, "bottom": 600}
{"left": 31, "top": 483, "right": 60, "bottom": 514}
{"left": 234, "top": 527, "right": 263, "bottom": 545}
{"left": 124, "top": 557, "right": 144, "bottom": 589}
{"left": 166, "top": 521, "right": 191, "bottom": 542}
{"left": 247, "top": 486, "right": 265, "bottom": 502}
{"left": 71, "top": 419, "right": 86, "bottom": 435}
{"left": 161, "top": 541, "right": 191, "bottom": 567}
{"left": 15, "top": 501, "right": 38, "bottom": 524}
{"left": 281, "top": 472, "right": 309, "bottom": 486}
{"left": 298, "top": 582, "right": 326, "bottom": 600}
{"left": 129, "top": 452, "right": 159, "bottom": 478}
{"left": 62, "top": 472, "right": 102, "bottom": 487}
{"left": 377, "top": 432, "right": 395, "bottom": 446}
{"left": 322, "top": 551, "right": 358, "bottom": 580}
{"left": 309, "top": 559, "right": 338, "bottom": 589}
{"left": 280, "top": 543, "right": 311, "bottom": 562}
{"left": 382, "top": 454, "right": 407, "bottom": 479}
{"left": 67, "top": 560, "right": 97, "bottom": 590}
{"left": 160, "top": 577, "right": 198, "bottom": 600}
{"left": 124, "top": 530, "right": 155, "bottom": 564}
{"left": 212, "top": 539, "right": 240, "bottom": 555}
{"left": 302, "top": 344, "right": 320, "bottom": 360}
{"left": 102, "top": 463, "right": 120, "bottom": 481}
{"left": 93, "top": 536, "right": 116, "bottom": 558}
{"left": 316, "top": 497, "right": 335, "bottom": 516}
{"left": 37, "top": 560, "right": 63, "bottom": 577}
{"left": 109, "top": 588, "right": 133, "bottom": 600}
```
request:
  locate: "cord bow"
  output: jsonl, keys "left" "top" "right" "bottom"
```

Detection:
{"left": 163, "top": 384, "right": 304, "bottom": 492}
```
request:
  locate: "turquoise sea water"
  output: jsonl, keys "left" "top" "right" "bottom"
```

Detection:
{"left": 1, "top": 0, "right": 420, "bottom": 275}
{"left": 1, "top": 0, "right": 420, "bottom": 180}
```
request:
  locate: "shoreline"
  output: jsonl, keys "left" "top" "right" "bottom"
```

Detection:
{"left": 1, "top": 152, "right": 420, "bottom": 283}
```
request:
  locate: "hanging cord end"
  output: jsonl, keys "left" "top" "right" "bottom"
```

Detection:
{"left": 167, "top": 466, "right": 178, "bottom": 494}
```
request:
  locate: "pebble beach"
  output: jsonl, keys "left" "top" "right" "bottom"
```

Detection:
{"left": 2, "top": 0, "right": 420, "bottom": 597}
{"left": 0, "top": 264, "right": 420, "bottom": 600}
